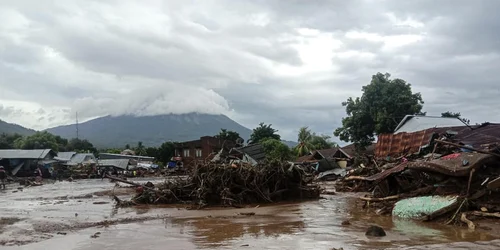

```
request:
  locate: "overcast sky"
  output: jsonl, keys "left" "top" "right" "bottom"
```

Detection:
{"left": 1, "top": 0, "right": 498, "bottom": 142}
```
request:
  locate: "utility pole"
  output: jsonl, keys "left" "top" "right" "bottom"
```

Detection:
{"left": 76, "top": 112, "right": 79, "bottom": 139}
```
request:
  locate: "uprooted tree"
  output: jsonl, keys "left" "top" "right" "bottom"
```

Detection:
{"left": 441, "top": 111, "right": 470, "bottom": 125}
{"left": 334, "top": 72, "right": 424, "bottom": 149}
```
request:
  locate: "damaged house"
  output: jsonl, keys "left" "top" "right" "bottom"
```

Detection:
{"left": 0, "top": 149, "right": 57, "bottom": 177}
{"left": 375, "top": 115, "right": 487, "bottom": 158}
{"left": 296, "top": 147, "right": 352, "bottom": 172}
{"left": 227, "top": 144, "right": 266, "bottom": 166}
{"left": 55, "top": 152, "right": 97, "bottom": 166}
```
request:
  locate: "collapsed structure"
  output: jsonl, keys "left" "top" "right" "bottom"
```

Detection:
{"left": 335, "top": 115, "right": 500, "bottom": 228}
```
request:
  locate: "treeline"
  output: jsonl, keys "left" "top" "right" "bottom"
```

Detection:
{"left": 0, "top": 121, "right": 339, "bottom": 166}
{"left": 0, "top": 132, "right": 97, "bottom": 154}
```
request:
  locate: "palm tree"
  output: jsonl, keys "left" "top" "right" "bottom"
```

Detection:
{"left": 296, "top": 127, "right": 314, "bottom": 157}
{"left": 135, "top": 141, "right": 146, "bottom": 156}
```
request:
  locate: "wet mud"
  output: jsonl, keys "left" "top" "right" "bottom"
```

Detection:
{"left": 1, "top": 179, "right": 500, "bottom": 249}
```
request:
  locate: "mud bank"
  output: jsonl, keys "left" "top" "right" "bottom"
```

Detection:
{"left": 1, "top": 179, "right": 500, "bottom": 249}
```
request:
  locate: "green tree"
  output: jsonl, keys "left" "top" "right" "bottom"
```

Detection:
{"left": 248, "top": 123, "right": 281, "bottom": 144}
{"left": 67, "top": 138, "right": 97, "bottom": 154}
{"left": 125, "top": 144, "right": 130, "bottom": 149}
{"left": 156, "top": 141, "right": 175, "bottom": 165}
{"left": 441, "top": 111, "right": 470, "bottom": 124}
{"left": 261, "top": 138, "right": 292, "bottom": 162}
{"left": 14, "top": 131, "right": 66, "bottom": 151}
{"left": 102, "top": 148, "right": 122, "bottom": 154}
{"left": 135, "top": 141, "right": 146, "bottom": 156}
{"left": 295, "top": 127, "right": 338, "bottom": 157}
{"left": 296, "top": 127, "right": 314, "bottom": 157}
{"left": 0, "top": 133, "right": 23, "bottom": 149}
{"left": 310, "top": 134, "right": 337, "bottom": 150}
{"left": 334, "top": 72, "right": 424, "bottom": 149}
{"left": 145, "top": 147, "right": 159, "bottom": 158}
{"left": 215, "top": 129, "right": 242, "bottom": 143}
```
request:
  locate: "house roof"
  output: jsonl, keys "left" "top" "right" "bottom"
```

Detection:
{"left": 375, "top": 123, "right": 500, "bottom": 158}
{"left": 98, "top": 153, "right": 154, "bottom": 161}
{"left": 341, "top": 143, "right": 376, "bottom": 157}
{"left": 234, "top": 144, "right": 266, "bottom": 162}
{"left": 55, "top": 151, "right": 77, "bottom": 162}
{"left": 69, "top": 153, "right": 96, "bottom": 164}
{"left": 296, "top": 154, "right": 315, "bottom": 162}
{"left": 394, "top": 115, "right": 466, "bottom": 134}
{"left": 315, "top": 148, "right": 351, "bottom": 159}
{"left": 0, "top": 149, "right": 55, "bottom": 159}
{"left": 296, "top": 147, "right": 352, "bottom": 162}
{"left": 98, "top": 159, "right": 130, "bottom": 170}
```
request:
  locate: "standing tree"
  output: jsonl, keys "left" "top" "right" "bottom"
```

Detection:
{"left": 310, "top": 134, "right": 337, "bottom": 150}
{"left": 296, "top": 127, "right": 338, "bottom": 157}
{"left": 261, "top": 138, "right": 292, "bottom": 162}
{"left": 334, "top": 72, "right": 424, "bottom": 149}
{"left": 296, "top": 127, "right": 314, "bottom": 157}
{"left": 14, "top": 131, "right": 67, "bottom": 151}
{"left": 0, "top": 133, "right": 23, "bottom": 149}
{"left": 67, "top": 138, "right": 98, "bottom": 155}
{"left": 135, "top": 141, "right": 146, "bottom": 156}
{"left": 156, "top": 141, "right": 176, "bottom": 165}
{"left": 215, "top": 129, "right": 242, "bottom": 143}
{"left": 248, "top": 123, "right": 281, "bottom": 144}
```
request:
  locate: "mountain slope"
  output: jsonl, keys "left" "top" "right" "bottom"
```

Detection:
{"left": 0, "top": 119, "right": 36, "bottom": 136}
{"left": 46, "top": 113, "right": 253, "bottom": 148}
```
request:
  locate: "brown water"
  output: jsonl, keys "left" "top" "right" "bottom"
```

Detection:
{"left": 1, "top": 179, "right": 499, "bottom": 249}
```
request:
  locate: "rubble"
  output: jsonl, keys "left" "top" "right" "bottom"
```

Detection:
{"left": 334, "top": 124, "right": 500, "bottom": 228}
{"left": 112, "top": 162, "right": 320, "bottom": 208}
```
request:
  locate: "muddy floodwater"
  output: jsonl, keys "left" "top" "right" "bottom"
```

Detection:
{"left": 1, "top": 179, "right": 500, "bottom": 249}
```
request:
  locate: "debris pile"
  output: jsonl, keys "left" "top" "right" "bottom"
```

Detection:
{"left": 113, "top": 162, "right": 320, "bottom": 208}
{"left": 335, "top": 125, "right": 500, "bottom": 228}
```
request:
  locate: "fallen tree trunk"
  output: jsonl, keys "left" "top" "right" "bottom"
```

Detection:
{"left": 359, "top": 195, "right": 400, "bottom": 202}
{"left": 470, "top": 211, "right": 500, "bottom": 218}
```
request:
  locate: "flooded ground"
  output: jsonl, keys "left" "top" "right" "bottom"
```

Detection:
{"left": 1, "top": 179, "right": 500, "bottom": 249}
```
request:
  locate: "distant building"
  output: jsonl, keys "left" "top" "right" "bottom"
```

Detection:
{"left": 0, "top": 149, "right": 57, "bottom": 177}
{"left": 174, "top": 136, "right": 236, "bottom": 165}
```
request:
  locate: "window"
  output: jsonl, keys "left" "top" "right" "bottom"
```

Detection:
{"left": 175, "top": 149, "right": 179, "bottom": 156}
{"left": 183, "top": 149, "right": 190, "bottom": 157}
{"left": 196, "top": 149, "right": 202, "bottom": 158}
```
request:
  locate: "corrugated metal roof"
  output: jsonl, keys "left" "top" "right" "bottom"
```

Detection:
{"left": 316, "top": 148, "right": 351, "bottom": 159}
{"left": 99, "top": 153, "right": 154, "bottom": 161}
{"left": 55, "top": 152, "right": 76, "bottom": 161}
{"left": 98, "top": 159, "right": 130, "bottom": 170}
{"left": 375, "top": 123, "right": 500, "bottom": 158}
{"left": 236, "top": 144, "right": 266, "bottom": 162}
{"left": 0, "top": 149, "right": 55, "bottom": 159}
{"left": 69, "top": 153, "right": 96, "bottom": 164}
{"left": 394, "top": 115, "right": 466, "bottom": 134}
